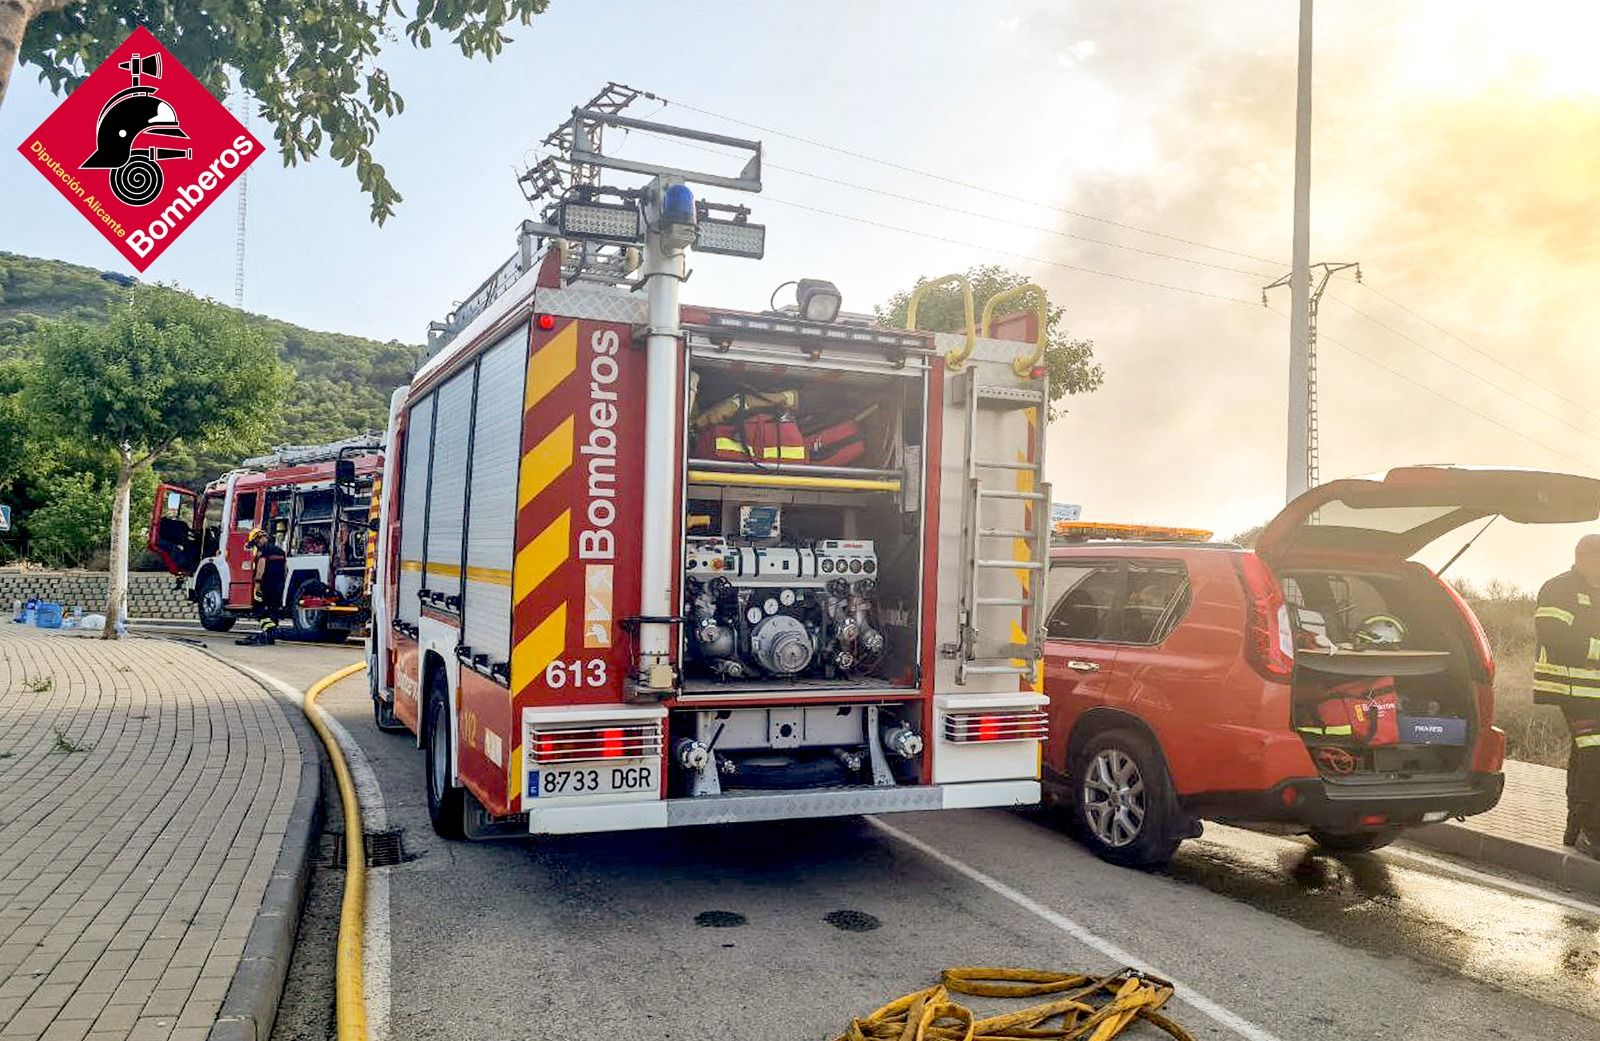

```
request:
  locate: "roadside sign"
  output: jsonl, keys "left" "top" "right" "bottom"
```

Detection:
{"left": 1051, "top": 503, "right": 1081, "bottom": 523}
{"left": 0, "top": 504, "right": 10, "bottom": 532}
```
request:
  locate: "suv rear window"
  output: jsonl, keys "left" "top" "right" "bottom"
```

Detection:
{"left": 1046, "top": 559, "right": 1191, "bottom": 645}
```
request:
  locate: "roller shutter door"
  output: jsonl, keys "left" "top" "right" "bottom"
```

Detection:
{"left": 397, "top": 393, "right": 435, "bottom": 626}
{"left": 462, "top": 328, "right": 527, "bottom": 666}
{"left": 425, "top": 369, "right": 475, "bottom": 599}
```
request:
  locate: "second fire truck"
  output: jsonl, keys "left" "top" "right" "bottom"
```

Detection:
{"left": 370, "top": 103, "right": 1058, "bottom": 838}
{"left": 149, "top": 436, "right": 384, "bottom": 638}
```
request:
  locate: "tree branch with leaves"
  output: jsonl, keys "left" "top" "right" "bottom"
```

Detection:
{"left": 877, "top": 265, "right": 1104, "bottom": 420}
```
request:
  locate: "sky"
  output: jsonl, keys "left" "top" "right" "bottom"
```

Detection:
{"left": 3, "top": 0, "right": 1599, "bottom": 589}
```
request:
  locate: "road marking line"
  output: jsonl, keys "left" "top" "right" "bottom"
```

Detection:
{"left": 866, "top": 816, "right": 1286, "bottom": 1041}
{"left": 241, "top": 663, "right": 394, "bottom": 1041}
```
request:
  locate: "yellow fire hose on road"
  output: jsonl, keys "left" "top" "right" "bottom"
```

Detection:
{"left": 303, "top": 661, "right": 370, "bottom": 1041}
{"left": 837, "top": 967, "right": 1195, "bottom": 1041}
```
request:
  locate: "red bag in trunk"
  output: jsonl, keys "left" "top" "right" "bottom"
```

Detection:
{"left": 1300, "top": 677, "right": 1400, "bottom": 746}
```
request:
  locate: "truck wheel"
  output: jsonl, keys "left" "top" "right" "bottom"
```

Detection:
{"left": 371, "top": 665, "right": 407, "bottom": 734}
{"left": 1308, "top": 827, "right": 1402, "bottom": 853}
{"left": 1071, "top": 728, "right": 1182, "bottom": 869}
{"left": 196, "top": 572, "right": 235, "bottom": 632}
{"left": 288, "top": 577, "right": 329, "bottom": 641}
{"left": 424, "top": 671, "right": 466, "bottom": 840}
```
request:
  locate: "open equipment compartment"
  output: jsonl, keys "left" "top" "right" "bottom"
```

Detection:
{"left": 1282, "top": 567, "right": 1478, "bottom": 781}
{"left": 678, "top": 336, "right": 931, "bottom": 697}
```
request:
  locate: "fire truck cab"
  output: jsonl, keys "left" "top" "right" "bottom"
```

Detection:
{"left": 149, "top": 436, "right": 383, "bottom": 637}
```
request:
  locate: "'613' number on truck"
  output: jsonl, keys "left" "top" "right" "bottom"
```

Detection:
{"left": 544, "top": 658, "right": 606, "bottom": 689}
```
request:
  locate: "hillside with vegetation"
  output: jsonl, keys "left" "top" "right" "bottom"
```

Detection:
{"left": 0, "top": 251, "right": 417, "bottom": 564}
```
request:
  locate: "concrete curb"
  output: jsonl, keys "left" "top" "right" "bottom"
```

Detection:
{"left": 188, "top": 651, "right": 325, "bottom": 1041}
{"left": 1405, "top": 820, "right": 1600, "bottom": 897}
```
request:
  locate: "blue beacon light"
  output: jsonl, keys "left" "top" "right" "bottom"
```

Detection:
{"left": 661, "top": 183, "right": 696, "bottom": 225}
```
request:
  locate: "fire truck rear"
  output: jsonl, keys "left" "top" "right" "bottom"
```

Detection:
{"left": 369, "top": 100, "right": 1055, "bottom": 838}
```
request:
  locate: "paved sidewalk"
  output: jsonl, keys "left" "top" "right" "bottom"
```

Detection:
{"left": 0, "top": 628, "right": 316, "bottom": 1041}
{"left": 1409, "top": 758, "right": 1600, "bottom": 894}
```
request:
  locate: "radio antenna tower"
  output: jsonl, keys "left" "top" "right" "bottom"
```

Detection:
{"left": 232, "top": 87, "right": 249, "bottom": 309}
{"left": 1263, "top": 260, "right": 1360, "bottom": 491}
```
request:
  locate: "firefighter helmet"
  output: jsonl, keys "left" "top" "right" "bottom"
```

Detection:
{"left": 1354, "top": 614, "right": 1407, "bottom": 649}
{"left": 245, "top": 528, "right": 267, "bottom": 547}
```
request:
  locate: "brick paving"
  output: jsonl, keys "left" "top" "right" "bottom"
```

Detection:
{"left": 0, "top": 628, "right": 304, "bottom": 1041}
{"left": 1460, "top": 759, "right": 1568, "bottom": 851}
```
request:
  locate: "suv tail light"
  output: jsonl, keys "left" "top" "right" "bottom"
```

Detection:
{"left": 1234, "top": 552, "right": 1294, "bottom": 680}
{"left": 1434, "top": 574, "right": 1496, "bottom": 684}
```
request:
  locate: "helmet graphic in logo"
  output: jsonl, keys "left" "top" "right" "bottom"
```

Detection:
{"left": 1353, "top": 614, "right": 1407, "bottom": 649}
{"left": 80, "top": 52, "right": 191, "bottom": 206}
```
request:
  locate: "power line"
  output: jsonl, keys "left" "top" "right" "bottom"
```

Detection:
{"left": 627, "top": 124, "right": 1270, "bottom": 279}
{"left": 658, "top": 94, "right": 1284, "bottom": 269}
{"left": 615, "top": 92, "right": 1595, "bottom": 469}
{"left": 617, "top": 123, "right": 1262, "bottom": 306}
{"left": 1356, "top": 280, "right": 1600, "bottom": 425}
{"left": 761, "top": 195, "right": 1263, "bottom": 307}
{"left": 1267, "top": 305, "right": 1597, "bottom": 471}
{"left": 1324, "top": 294, "right": 1600, "bottom": 448}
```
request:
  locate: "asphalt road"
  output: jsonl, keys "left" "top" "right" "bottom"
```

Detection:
{"left": 155, "top": 629, "right": 1600, "bottom": 1041}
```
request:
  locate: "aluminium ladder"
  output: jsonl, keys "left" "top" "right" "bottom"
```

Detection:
{"left": 955, "top": 369, "right": 1052, "bottom": 684}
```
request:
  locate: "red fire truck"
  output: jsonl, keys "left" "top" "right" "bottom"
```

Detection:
{"left": 370, "top": 105, "right": 1056, "bottom": 838}
{"left": 148, "top": 436, "right": 384, "bottom": 638}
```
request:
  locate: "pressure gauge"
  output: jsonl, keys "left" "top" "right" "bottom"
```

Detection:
{"left": 746, "top": 606, "right": 765, "bottom": 625}
{"left": 778, "top": 588, "right": 797, "bottom": 607}
{"left": 763, "top": 596, "right": 780, "bottom": 615}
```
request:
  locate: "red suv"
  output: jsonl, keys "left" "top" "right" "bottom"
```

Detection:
{"left": 1042, "top": 466, "right": 1600, "bottom": 868}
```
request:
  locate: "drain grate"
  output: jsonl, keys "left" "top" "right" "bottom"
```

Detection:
{"left": 327, "top": 828, "right": 413, "bottom": 869}
{"left": 694, "top": 910, "right": 747, "bottom": 928}
{"left": 824, "top": 909, "right": 881, "bottom": 932}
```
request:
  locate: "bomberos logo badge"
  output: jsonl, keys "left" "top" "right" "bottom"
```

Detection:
{"left": 15, "top": 27, "right": 262, "bottom": 272}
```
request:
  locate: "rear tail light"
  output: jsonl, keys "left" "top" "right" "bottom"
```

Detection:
{"left": 1434, "top": 574, "right": 1495, "bottom": 683}
{"left": 1234, "top": 552, "right": 1294, "bottom": 680}
{"left": 944, "top": 710, "right": 1048, "bottom": 743}
{"left": 1359, "top": 813, "right": 1388, "bottom": 827}
{"left": 528, "top": 722, "right": 663, "bottom": 765}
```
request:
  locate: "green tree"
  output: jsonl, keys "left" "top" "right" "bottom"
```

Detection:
{"left": 24, "top": 285, "right": 287, "bottom": 636}
{"left": 28, "top": 467, "right": 156, "bottom": 568}
{"left": 877, "top": 265, "right": 1104, "bottom": 419}
{"left": 0, "top": 0, "right": 549, "bottom": 222}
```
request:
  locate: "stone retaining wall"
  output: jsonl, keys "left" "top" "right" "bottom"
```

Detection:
{"left": 0, "top": 568, "right": 192, "bottom": 619}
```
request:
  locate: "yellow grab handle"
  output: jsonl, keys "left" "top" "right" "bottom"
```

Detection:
{"left": 979, "top": 283, "right": 1050, "bottom": 378}
{"left": 905, "top": 274, "right": 976, "bottom": 371}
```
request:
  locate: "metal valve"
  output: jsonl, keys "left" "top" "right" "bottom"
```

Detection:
{"left": 675, "top": 738, "right": 711, "bottom": 771}
{"left": 883, "top": 724, "right": 923, "bottom": 759}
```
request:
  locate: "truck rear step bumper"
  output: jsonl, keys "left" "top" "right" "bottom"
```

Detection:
{"left": 526, "top": 779, "right": 1039, "bottom": 834}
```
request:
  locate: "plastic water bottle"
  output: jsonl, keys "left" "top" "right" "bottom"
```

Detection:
{"left": 10, "top": 599, "right": 20, "bottom": 623}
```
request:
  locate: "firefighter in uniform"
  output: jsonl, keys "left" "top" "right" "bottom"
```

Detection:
{"left": 1533, "top": 534, "right": 1600, "bottom": 856}
{"left": 236, "top": 528, "right": 288, "bottom": 646}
